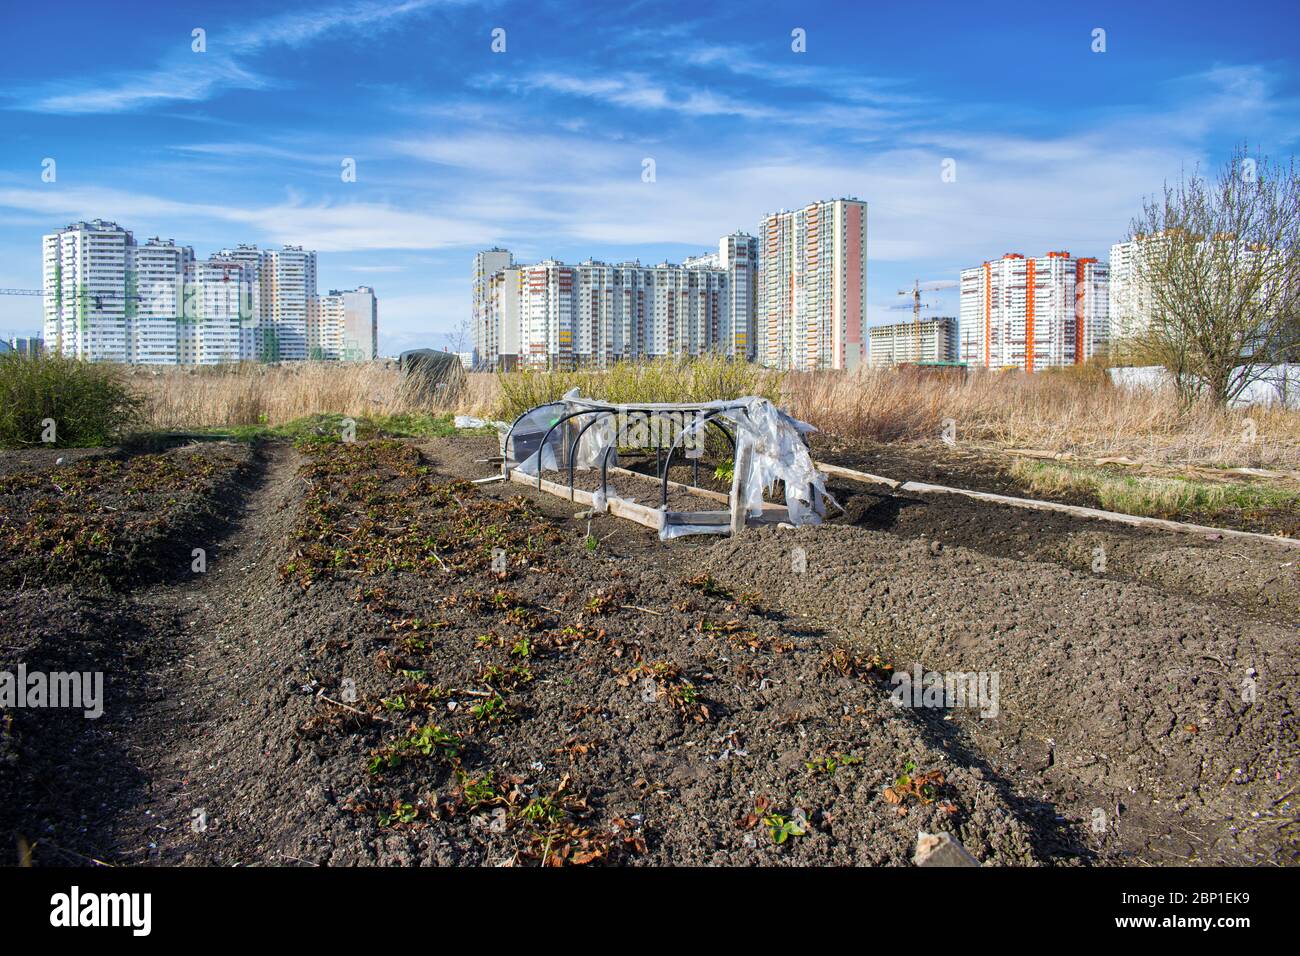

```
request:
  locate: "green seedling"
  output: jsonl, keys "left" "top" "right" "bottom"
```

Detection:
{"left": 762, "top": 811, "right": 806, "bottom": 845}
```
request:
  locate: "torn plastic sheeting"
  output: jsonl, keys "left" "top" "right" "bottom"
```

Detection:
{"left": 502, "top": 391, "right": 834, "bottom": 539}
{"left": 736, "top": 398, "right": 832, "bottom": 528}
{"left": 661, "top": 522, "right": 732, "bottom": 540}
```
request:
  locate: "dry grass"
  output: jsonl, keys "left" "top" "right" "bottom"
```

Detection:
{"left": 129, "top": 359, "right": 1300, "bottom": 470}
{"left": 131, "top": 361, "right": 496, "bottom": 430}
{"left": 782, "top": 365, "right": 1300, "bottom": 470}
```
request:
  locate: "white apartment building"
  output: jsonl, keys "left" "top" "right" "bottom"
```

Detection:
{"left": 41, "top": 222, "right": 339, "bottom": 366}
{"left": 309, "top": 286, "right": 378, "bottom": 360}
{"left": 684, "top": 232, "right": 758, "bottom": 360}
{"left": 261, "top": 246, "right": 315, "bottom": 362}
{"left": 868, "top": 316, "right": 959, "bottom": 366}
{"left": 184, "top": 256, "right": 248, "bottom": 365}
{"left": 516, "top": 259, "right": 731, "bottom": 370}
{"left": 758, "top": 198, "right": 867, "bottom": 370}
{"left": 476, "top": 236, "right": 751, "bottom": 370}
{"left": 132, "top": 238, "right": 192, "bottom": 365}
{"left": 486, "top": 266, "right": 523, "bottom": 370}
{"left": 217, "top": 243, "right": 264, "bottom": 360}
{"left": 472, "top": 248, "right": 513, "bottom": 367}
{"left": 959, "top": 251, "right": 1109, "bottom": 371}
{"left": 42, "top": 220, "right": 133, "bottom": 362}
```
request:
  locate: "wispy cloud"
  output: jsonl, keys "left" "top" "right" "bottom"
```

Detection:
{"left": 6, "top": 0, "right": 457, "bottom": 114}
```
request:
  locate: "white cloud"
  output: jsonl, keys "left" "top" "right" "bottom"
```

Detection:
{"left": 8, "top": 0, "right": 459, "bottom": 114}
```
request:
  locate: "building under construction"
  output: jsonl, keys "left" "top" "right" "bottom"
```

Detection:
{"left": 868, "top": 316, "right": 959, "bottom": 366}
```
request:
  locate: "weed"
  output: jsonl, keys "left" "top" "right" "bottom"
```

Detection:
{"left": 805, "top": 753, "right": 863, "bottom": 776}
{"left": 470, "top": 693, "right": 515, "bottom": 724}
{"left": 883, "top": 761, "right": 946, "bottom": 806}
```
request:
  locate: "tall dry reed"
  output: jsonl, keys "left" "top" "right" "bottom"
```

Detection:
{"left": 129, "top": 360, "right": 1299, "bottom": 469}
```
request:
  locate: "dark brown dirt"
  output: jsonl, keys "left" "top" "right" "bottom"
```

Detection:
{"left": 1, "top": 435, "right": 1294, "bottom": 867}
{"left": 814, "top": 438, "right": 1300, "bottom": 537}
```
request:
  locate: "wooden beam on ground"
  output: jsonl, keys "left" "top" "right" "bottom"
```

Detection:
{"left": 899, "top": 479, "right": 1300, "bottom": 550}
{"left": 607, "top": 465, "right": 787, "bottom": 513}
{"left": 814, "top": 461, "right": 902, "bottom": 489}
{"left": 508, "top": 469, "right": 664, "bottom": 532}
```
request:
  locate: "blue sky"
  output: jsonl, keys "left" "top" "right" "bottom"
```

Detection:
{"left": 1, "top": 0, "right": 1298, "bottom": 354}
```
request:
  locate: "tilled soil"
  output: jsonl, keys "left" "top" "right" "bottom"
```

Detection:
{"left": 814, "top": 438, "right": 1300, "bottom": 537}
{"left": 1, "top": 435, "right": 1295, "bottom": 867}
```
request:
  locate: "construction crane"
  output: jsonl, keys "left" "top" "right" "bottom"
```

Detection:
{"left": 895, "top": 279, "right": 958, "bottom": 363}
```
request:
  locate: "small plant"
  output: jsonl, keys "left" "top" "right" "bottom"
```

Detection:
{"left": 368, "top": 723, "right": 461, "bottom": 774}
{"left": 377, "top": 802, "right": 419, "bottom": 827}
{"left": 806, "top": 753, "right": 863, "bottom": 776}
{"left": 459, "top": 771, "right": 500, "bottom": 808}
{"left": 714, "top": 460, "right": 734, "bottom": 483}
{"left": 471, "top": 692, "right": 514, "bottom": 724}
{"left": 883, "top": 760, "right": 946, "bottom": 806}
{"left": 762, "top": 810, "right": 807, "bottom": 845}
{"left": 510, "top": 636, "right": 532, "bottom": 659}
{"left": 682, "top": 573, "right": 731, "bottom": 600}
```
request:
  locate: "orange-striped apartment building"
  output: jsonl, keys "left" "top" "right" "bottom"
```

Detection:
{"left": 758, "top": 198, "right": 867, "bottom": 371}
{"left": 959, "top": 251, "right": 1109, "bottom": 371}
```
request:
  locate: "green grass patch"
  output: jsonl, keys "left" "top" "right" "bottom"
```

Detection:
{"left": 1008, "top": 459, "right": 1299, "bottom": 522}
{"left": 199, "top": 412, "right": 496, "bottom": 445}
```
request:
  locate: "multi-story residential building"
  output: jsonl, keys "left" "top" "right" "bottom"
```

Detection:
{"left": 41, "top": 222, "right": 346, "bottom": 365}
{"left": 959, "top": 251, "right": 1109, "bottom": 371}
{"left": 132, "top": 238, "right": 192, "bottom": 365}
{"left": 183, "top": 256, "right": 248, "bottom": 365}
{"left": 684, "top": 232, "right": 758, "bottom": 360}
{"left": 309, "top": 286, "right": 378, "bottom": 360}
{"left": 475, "top": 236, "right": 751, "bottom": 370}
{"left": 758, "top": 198, "right": 867, "bottom": 370}
{"left": 508, "top": 258, "right": 730, "bottom": 370}
{"left": 42, "top": 220, "right": 134, "bottom": 362}
{"left": 867, "top": 316, "right": 959, "bottom": 366}
{"left": 261, "top": 246, "right": 315, "bottom": 362}
{"left": 308, "top": 293, "right": 345, "bottom": 359}
{"left": 216, "top": 243, "right": 264, "bottom": 360}
{"left": 485, "top": 266, "right": 523, "bottom": 370}
{"left": 472, "top": 248, "right": 513, "bottom": 366}
{"left": 7, "top": 337, "right": 43, "bottom": 356}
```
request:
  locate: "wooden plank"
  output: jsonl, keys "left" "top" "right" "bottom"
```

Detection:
{"left": 663, "top": 510, "right": 732, "bottom": 526}
{"left": 899, "top": 479, "right": 1300, "bottom": 550}
{"left": 607, "top": 465, "right": 787, "bottom": 513}
{"left": 730, "top": 442, "right": 754, "bottom": 535}
{"left": 814, "top": 461, "right": 902, "bottom": 489}
{"left": 509, "top": 469, "right": 664, "bottom": 532}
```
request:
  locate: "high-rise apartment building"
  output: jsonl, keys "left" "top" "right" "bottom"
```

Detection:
{"left": 184, "top": 256, "right": 248, "bottom": 365}
{"left": 684, "top": 232, "right": 758, "bottom": 360}
{"left": 485, "top": 266, "right": 523, "bottom": 370}
{"left": 131, "top": 237, "right": 192, "bottom": 365}
{"left": 41, "top": 222, "right": 348, "bottom": 365}
{"left": 472, "top": 248, "right": 513, "bottom": 367}
{"left": 216, "top": 243, "right": 265, "bottom": 361}
{"left": 310, "top": 286, "right": 378, "bottom": 360}
{"left": 261, "top": 246, "right": 315, "bottom": 362}
{"left": 867, "top": 316, "right": 959, "bottom": 366}
{"left": 475, "top": 241, "right": 746, "bottom": 370}
{"left": 959, "top": 251, "right": 1109, "bottom": 371}
{"left": 42, "top": 220, "right": 133, "bottom": 362}
{"left": 758, "top": 198, "right": 867, "bottom": 370}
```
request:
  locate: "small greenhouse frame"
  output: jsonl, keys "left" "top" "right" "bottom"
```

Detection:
{"left": 499, "top": 392, "right": 833, "bottom": 540}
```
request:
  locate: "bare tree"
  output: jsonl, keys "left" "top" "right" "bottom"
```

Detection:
{"left": 1126, "top": 143, "right": 1300, "bottom": 405}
